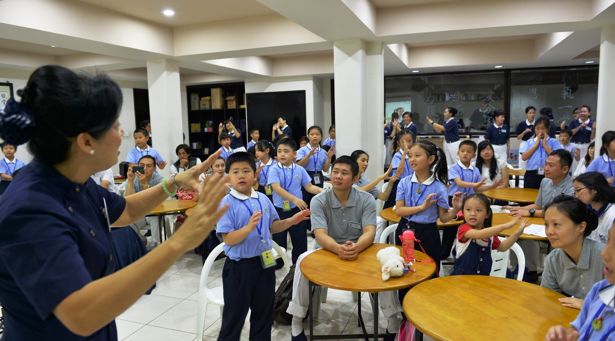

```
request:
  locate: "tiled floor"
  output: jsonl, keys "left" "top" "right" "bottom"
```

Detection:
{"left": 116, "top": 239, "right": 436, "bottom": 341}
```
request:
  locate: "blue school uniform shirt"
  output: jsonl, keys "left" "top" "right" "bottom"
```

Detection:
{"left": 518, "top": 137, "right": 562, "bottom": 171}
{"left": 126, "top": 145, "right": 165, "bottom": 165}
{"left": 587, "top": 155, "right": 615, "bottom": 187}
{"left": 257, "top": 158, "right": 274, "bottom": 187}
{"left": 485, "top": 123, "right": 510, "bottom": 145}
{"left": 391, "top": 150, "right": 414, "bottom": 180}
{"left": 448, "top": 161, "right": 481, "bottom": 197}
{"left": 0, "top": 159, "right": 126, "bottom": 340}
{"left": 296, "top": 145, "right": 327, "bottom": 172}
{"left": 402, "top": 122, "right": 418, "bottom": 136}
{"left": 267, "top": 162, "right": 312, "bottom": 209}
{"left": 571, "top": 280, "right": 615, "bottom": 340}
{"left": 515, "top": 120, "right": 535, "bottom": 141}
{"left": 444, "top": 118, "right": 459, "bottom": 143}
{"left": 216, "top": 188, "right": 280, "bottom": 261}
{"left": 218, "top": 146, "right": 234, "bottom": 160}
{"left": 323, "top": 138, "right": 336, "bottom": 148}
{"left": 247, "top": 140, "right": 257, "bottom": 150}
{"left": 396, "top": 173, "right": 449, "bottom": 224}
{"left": 568, "top": 118, "right": 593, "bottom": 144}
{"left": 0, "top": 157, "right": 25, "bottom": 177}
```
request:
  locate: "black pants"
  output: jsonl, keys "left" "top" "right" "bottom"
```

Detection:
{"left": 272, "top": 206, "right": 307, "bottom": 265}
{"left": 219, "top": 257, "right": 275, "bottom": 341}
{"left": 440, "top": 196, "right": 458, "bottom": 260}
{"left": 524, "top": 170, "right": 544, "bottom": 189}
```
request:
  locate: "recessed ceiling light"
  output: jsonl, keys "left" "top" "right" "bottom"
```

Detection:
{"left": 494, "top": 65, "right": 503, "bottom": 69}
{"left": 585, "top": 60, "right": 595, "bottom": 64}
{"left": 411, "top": 70, "right": 420, "bottom": 73}
{"left": 50, "top": 45, "right": 55, "bottom": 48}
{"left": 162, "top": 8, "right": 175, "bottom": 17}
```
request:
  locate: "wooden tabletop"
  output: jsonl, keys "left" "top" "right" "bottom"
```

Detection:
{"left": 492, "top": 213, "right": 547, "bottom": 241}
{"left": 114, "top": 177, "right": 126, "bottom": 184}
{"left": 148, "top": 200, "right": 197, "bottom": 216}
{"left": 301, "top": 244, "right": 436, "bottom": 293}
{"left": 379, "top": 207, "right": 463, "bottom": 229}
{"left": 483, "top": 188, "right": 538, "bottom": 204}
{"left": 404, "top": 276, "right": 578, "bottom": 341}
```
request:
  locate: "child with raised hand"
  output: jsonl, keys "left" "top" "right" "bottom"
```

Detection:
{"left": 126, "top": 128, "right": 166, "bottom": 169}
{"left": 383, "top": 130, "right": 414, "bottom": 209}
{"left": 0, "top": 142, "right": 26, "bottom": 195}
{"left": 247, "top": 128, "right": 260, "bottom": 150}
{"left": 452, "top": 193, "right": 528, "bottom": 275}
{"left": 587, "top": 131, "right": 615, "bottom": 187}
{"left": 216, "top": 152, "right": 310, "bottom": 341}
{"left": 267, "top": 138, "right": 324, "bottom": 264}
{"left": 394, "top": 140, "right": 463, "bottom": 272}
{"left": 254, "top": 140, "right": 275, "bottom": 200}
{"left": 218, "top": 132, "right": 234, "bottom": 161}
{"left": 519, "top": 116, "right": 562, "bottom": 189}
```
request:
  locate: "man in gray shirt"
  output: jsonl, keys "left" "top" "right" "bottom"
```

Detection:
{"left": 504, "top": 149, "right": 574, "bottom": 281}
{"left": 287, "top": 156, "right": 400, "bottom": 341}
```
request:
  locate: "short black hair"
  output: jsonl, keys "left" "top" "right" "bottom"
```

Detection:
{"left": 276, "top": 137, "right": 297, "bottom": 151}
{"left": 139, "top": 119, "right": 150, "bottom": 128}
{"left": 249, "top": 128, "right": 259, "bottom": 134}
{"left": 559, "top": 129, "right": 572, "bottom": 137}
{"left": 445, "top": 107, "right": 458, "bottom": 116}
{"left": 219, "top": 132, "right": 231, "bottom": 140}
{"left": 459, "top": 139, "right": 477, "bottom": 153}
{"left": 138, "top": 155, "right": 156, "bottom": 165}
{"left": 535, "top": 116, "right": 551, "bottom": 129}
{"left": 332, "top": 155, "right": 359, "bottom": 178}
{"left": 225, "top": 151, "right": 256, "bottom": 173}
{"left": 525, "top": 106, "right": 536, "bottom": 113}
{"left": 549, "top": 149, "right": 572, "bottom": 170}
{"left": 134, "top": 128, "right": 149, "bottom": 137}
{"left": 402, "top": 112, "right": 412, "bottom": 119}
{"left": 1, "top": 142, "right": 16, "bottom": 150}
{"left": 540, "top": 107, "right": 553, "bottom": 119}
{"left": 580, "top": 104, "right": 592, "bottom": 112}
{"left": 492, "top": 109, "right": 505, "bottom": 118}
{"left": 175, "top": 144, "right": 190, "bottom": 155}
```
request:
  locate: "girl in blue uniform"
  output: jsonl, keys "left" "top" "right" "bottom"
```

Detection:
{"left": 519, "top": 116, "right": 562, "bottom": 189}
{"left": 254, "top": 140, "right": 276, "bottom": 201}
{"left": 383, "top": 130, "right": 414, "bottom": 209}
{"left": 587, "top": 131, "right": 615, "bottom": 187}
{"left": 0, "top": 65, "right": 229, "bottom": 341}
{"left": 394, "top": 140, "right": 463, "bottom": 272}
{"left": 452, "top": 193, "right": 528, "bottom": 275}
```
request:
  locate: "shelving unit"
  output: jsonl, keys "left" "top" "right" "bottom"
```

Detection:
{"left": 186, "top": 82, "right": 246, "bottom": 159}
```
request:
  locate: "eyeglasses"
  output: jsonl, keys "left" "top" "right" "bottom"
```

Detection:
{"left": 573, "top": 187, "right": 587, "bottom": 194}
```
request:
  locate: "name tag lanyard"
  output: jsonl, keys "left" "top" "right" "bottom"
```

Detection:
{"left": 280, "top": 164, "right": 295, "bottom": 191}
{"left": 458, "top": 165, "right": 476, "bottom": 194}
{"left": 409, "top": 182, "right": 428, "bottom": 206}
{"left": 260, "top": 162, "right": 270, "bottom": 184}
{"left": 237, "top": 197, "right": 266, "bottom": 243}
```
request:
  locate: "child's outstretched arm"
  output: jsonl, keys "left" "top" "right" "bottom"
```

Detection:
{"left": 271, "top": 210, "right": 310, "bottom": 233}
{"left": 496, "top": 218, "right": 529, "bottom": 251}
{"left": 462, "top": 217, "right": 527, "bottom": 245}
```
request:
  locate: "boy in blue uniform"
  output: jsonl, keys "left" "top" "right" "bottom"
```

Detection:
{"left": 247, "top": 128, "right": 260, "bottom": 150}
{"left": 126, "top": 128, "right": 166, "bottom": 169}
{"left": 0, "top": 142, "right": 26, "bottom": 195}
{"left": 485, "top": 110, "right": 510, "bottom": 165}
{"left": 216, "top": 152, "right": 310, "bottom": 341}
{"left": 427, "top": 107, "right": 460, "bottom": 166}
{"left": 268, "top": 138, "right": 324, "bottom": 264}
{"left": 218, "top": 132, "right": 234, "bottom": 160}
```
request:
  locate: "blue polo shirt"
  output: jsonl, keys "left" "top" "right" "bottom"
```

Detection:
{"left": 396, "top": 173, "right": 449, "bottom": 223}
{"left": 267, "top": 162, "right": 311, "bottom": 209}
{"left": 390, "top": 150, "right": 414, "bottom": 180}
{"left": 485, "top": 124, "right": 510, "bottom": 145}
{"left": 296, "top": 145, "right": 328, "bottom": 172}
{"left": 444, "top": 118, "right": 459, "bottom": 143}
{"left": 0, "top": 159, "right": 126, "bottom": 340}
{"left": 218, "top": 146, "right": 234, "bottom": 160}
{"left": 257, "top": 158, "right": 274, "bottom": 187}
{"left": 515, "top": 120, "right": 535, "bottom": 141}
{"left": 216, "top": 189, "right": 280, "bottom": 261}
{"left": 518, "top": 137, "right": 562, "bottom": 171}
{"left": 571, "top": 280, "right": 615, "bottom": 340}
{"left": 587, "top": 155, "right": 615, "bottom": 187}
{"left": 402, "top": 122, "right": 417, "bottom": 136}
{"left": 568, "top": 118, "right": 593, "bottom": 144}
{"left": 126, "top": 146, "right": 165, "bottom": 165}
{"left": 448, "top": 161, "right": 481, "bottom": 197}
{"left": 247, "top": 140, "right": 257, "bottom": 150}
{"left": 0, "top": 158, "right": 25, "bottom": 177}
{"left": 323, "top": 138, "right": 336, "bottom": 148}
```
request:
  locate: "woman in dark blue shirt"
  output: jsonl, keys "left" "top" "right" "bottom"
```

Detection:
{"left": 0, "top": 65, "right": 228, "bottom": 341}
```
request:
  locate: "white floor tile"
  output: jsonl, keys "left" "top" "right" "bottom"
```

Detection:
{"left": 123, "top": 325, "right": 196, "bottom": 341}
{"left": 150, "top": 299, "right": 221, "bottom": 335}
{"left": 119, "top": 295, "right": 183, "bottom": 324}
{"left": 115, "top": 319, "right": 144, "bottom": 340}
{"left": 150, "top": 272, "right": 201, "bottom": 299}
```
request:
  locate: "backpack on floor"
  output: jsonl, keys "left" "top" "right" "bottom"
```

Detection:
{"left": 272, "top": 265, "right": 295, "bottom": 325}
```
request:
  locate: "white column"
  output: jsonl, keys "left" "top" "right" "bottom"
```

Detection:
{"left": 334, "top": 40, "right": 384, "bottom": 182}
{"left": 146, "top": 59, "right": 184, "bottom": 177}
{"left": 595, "top": 25, "right": 615, "bottom": 153}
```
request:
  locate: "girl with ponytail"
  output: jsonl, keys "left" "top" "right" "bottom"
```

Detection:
{"left": 586, "top": 131, "right": 615, "bottom": 187}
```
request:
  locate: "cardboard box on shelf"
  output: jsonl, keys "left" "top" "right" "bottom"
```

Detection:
{"left": 199, "top": 96, "right": 211, "bottom": 110}
{"left": 226, "top": 96, "right": 236, "bottom": 109}
{"left": 211, "top": 88, "right": 223, "bottom": 109}
{"left": 190, "top": 123, "right": 201, "bottom": 133}
{"left": 190, "top": 93, "right": 200, "bottom": 111}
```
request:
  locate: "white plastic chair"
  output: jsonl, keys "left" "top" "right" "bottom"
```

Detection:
{"left": 378, "top": 223, "right": 398, "bottom": 244}
{"left": 196, "top": 241, "right": 290, "bottom": 339}
{"left": 490, "top": 239, "right": 525, "bottom": 281}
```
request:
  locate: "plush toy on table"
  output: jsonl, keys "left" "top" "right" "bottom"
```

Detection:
{"left": 376, "top": 246, "right": 407, "bottom": 281}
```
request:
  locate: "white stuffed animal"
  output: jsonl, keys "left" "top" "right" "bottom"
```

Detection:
{"left": 376, "top": 246, "right": 406, "bottom": 281}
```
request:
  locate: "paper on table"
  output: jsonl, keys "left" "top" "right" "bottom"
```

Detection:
{"left": 524, "top": 224, "right": 547, "bottom": 237}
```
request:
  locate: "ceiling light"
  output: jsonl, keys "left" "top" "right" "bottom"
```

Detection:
{"left": 50, "top": 45, "right": 55, "bottom": 48}
{"left": 411, "top": 70, "right": 420, "bottom": 73}
{"left": 585, "top": 60, "right": 595, "bottom": 64}
{"left": 162, "top": 8, "right": 175, "bottom": 17}
{"left": 494, "top": 65, "right": 503, "bottom": 69}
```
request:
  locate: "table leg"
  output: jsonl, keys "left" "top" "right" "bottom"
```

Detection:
{"left": 356, "top": 292, "right": 368, "bottom": 340}
{"left": 416, "top": 330, "right": 424, "bottom": 341}
{"left": 372, "top": 293, "right": 379, "bottom": 341}
{"left": 309, "top": 281, "right": 314, "bottom": 341}
{"left": 158, "top": 215, "right": 165, "bottom": 242}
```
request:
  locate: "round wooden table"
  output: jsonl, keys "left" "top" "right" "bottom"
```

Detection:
{"left": 147, "top": 200, "right": 197, "bottom": 241}
{"left": 404, "top": 276, "right": 579, "bottom": 341}
{"left": 483, "top": 188, "right": 538, "bottom": 204}
{"left": 492, "top": 213, "right": 547, "bottom": 241}
{"left": 301, "top": 244, "right": 436, "bottom": 340}
{"left": 379, "top": 207, "right": 463, "bottom": 229}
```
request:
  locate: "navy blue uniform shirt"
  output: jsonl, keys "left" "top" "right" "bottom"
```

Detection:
{"left": 444, "top": 118, "right": 459, "bottom": 143}
{"left": 485, "top": 124, "right": 510, "bottom": 145}
{"left": 515, "top": 120, "right": 535, "bottom": 141}
{"left": 0, "top": 160, "right": 126, "bottom": 340}
{"left": 568, "top": 118, "right": 593, "bottom": 144}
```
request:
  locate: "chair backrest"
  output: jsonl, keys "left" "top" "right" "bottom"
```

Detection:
{"left": 271, "top": 241, "right": 291, "bottom": 270}
{"left": 489, "top": 238, "right": 525, "bottom": 281}
{"left": 197, "top": 242, "right": 226, "bottom": 338}
{"left": 378, "top": 223, "right": 398, "bottom": 244}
